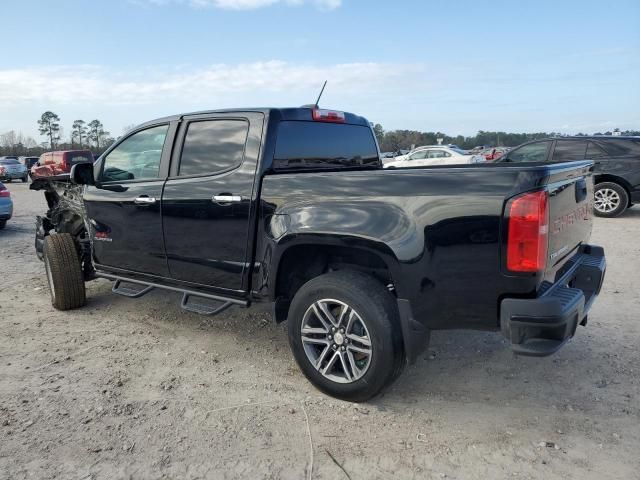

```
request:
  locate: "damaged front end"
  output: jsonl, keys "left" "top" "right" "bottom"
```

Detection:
{"left": 31, "top": 176, "right": 95, "bottom": 280}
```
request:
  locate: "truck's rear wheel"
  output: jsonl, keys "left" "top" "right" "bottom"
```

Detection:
{"left": 43, "top": 233, "right": 86, "bottom": 310}
{"left": 287, "top": 270, "right": 404, "bottom": 402}
{"left": 594, "top": 182, "right": 628, "bottom": 218}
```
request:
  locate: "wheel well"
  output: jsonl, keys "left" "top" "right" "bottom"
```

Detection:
{"left": 594, "top": 175, "right": 632, "bottom": 206}
{"left": 273, "top": 245, "right": 394, "bottom": 322}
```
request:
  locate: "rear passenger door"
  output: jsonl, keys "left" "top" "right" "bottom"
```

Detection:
{"left": 161, "top": 112, "right": 263, "bottom": 293}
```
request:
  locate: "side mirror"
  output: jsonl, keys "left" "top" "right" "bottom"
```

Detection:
{"left": 70, "top": 162, "right": 95, "bottom": 185}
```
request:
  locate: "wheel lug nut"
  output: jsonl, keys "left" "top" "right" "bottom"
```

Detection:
{"left": 332, "top": 327, "right": 336, "bottom": 332}
{"left": 328, "top": 335, "right": 333, "bottom": 340}
{"left": 341, "top": 346, "right": 346, "bottom": 351}
{"left": 332, "top": 344, "right": 337, "bottom": 350}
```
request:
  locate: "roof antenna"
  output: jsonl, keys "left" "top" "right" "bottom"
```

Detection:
{"left": 314, "top": 80, "right": 327, "bottom": 107}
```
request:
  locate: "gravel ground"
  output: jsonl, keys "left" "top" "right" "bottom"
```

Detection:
{"left": 1, "top": 182, "right": 639, "bottom": 480}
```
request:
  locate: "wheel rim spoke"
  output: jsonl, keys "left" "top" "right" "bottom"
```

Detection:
{"left": 337, "top": 304, "right": 350, "bottom": 327}
{"left": 302, "top": 326, "right": 328, "bottom": 336}
{"left": 315, "top": 345, "right": 332, "bottom": 369}
{"left": 347, "top": 333, "right": 371, "bottom": 347}
{"left": 339, "top": 352, "right": 353, "bottom": 382}
{"left": 321, "top": 351, "right": 340, "bottom": 375}
{"left": 347, "top": 344, "right": 371, "bottom": 355}
{"left": 313, "top": 301, "right": 338, "bottom": 328}
{"left": 301, "top": 298, "right": 372, "bottom": 384}
{"left": 346, "top": 350, "right": 360, "bottom": 379}
{"left": 301, "top": 335, "right": 329, "bottom": 346}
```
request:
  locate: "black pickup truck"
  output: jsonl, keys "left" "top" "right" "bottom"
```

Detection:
{"left": 32, "top": 107, "right": 606, "bottom": 401}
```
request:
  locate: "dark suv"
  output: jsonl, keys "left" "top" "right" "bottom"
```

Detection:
{"left": 498, "top": 136, "right": 640, "bottom": 217}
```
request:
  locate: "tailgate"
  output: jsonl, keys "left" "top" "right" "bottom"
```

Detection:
{"left": 545, "top": 162, "right": 593, "bottom": 273}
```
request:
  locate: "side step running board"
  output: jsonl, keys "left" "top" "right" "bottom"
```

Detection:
{"left": 96, "top": 272, "right": 247, "bottom": 316}
{"left": 181, "top": 293, "right": 232, "bottom": 316}
{"left": 112, "top": 279, "right": 155, "bottom": 298}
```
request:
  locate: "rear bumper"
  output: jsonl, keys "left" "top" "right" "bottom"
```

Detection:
{"left": 500, "top": 244, "right": 606, "bottom": 356}
{"left": 0, "top": 201, "right": 12, "bottom": 220}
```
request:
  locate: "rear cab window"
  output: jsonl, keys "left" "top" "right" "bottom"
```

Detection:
{"left": 504, "top": 141, "right": 551, "bottom": 162}
{"left": 274, "top": 121, "right": 379, "bottom": 170}
{"left": 552, "top": 140, "right": 588, "bottom": 161}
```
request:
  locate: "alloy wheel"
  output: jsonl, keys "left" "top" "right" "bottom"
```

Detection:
{"left": 594, "top": 188, "right": 620, "bottom": 213}
{"left": 300, "top": 299, "right": 372, "bottom": 384}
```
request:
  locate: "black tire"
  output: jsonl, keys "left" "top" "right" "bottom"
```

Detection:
{"left": 287, "top": 270, "right": 404, "bottom": 402}
{"left": 0, "top": 220, "right": 6, "bottom": 230}
{"left": 43, "top": 233, "right": 86, "bottom": 310}
{"left": 22, "top": 176, "right": 28, "bottom": 183}
{"left": 593, "top": 182, "right": 629, "bottom": 218}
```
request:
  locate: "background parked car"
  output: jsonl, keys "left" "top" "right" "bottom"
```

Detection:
{"left": 20, "top": 156, "right": 40, "bottom": 170}
{"left": 482, "top": 147, "right": 510, "bottom": 161}
{"left": 0, "top": 157, "right": 28, "bottom": 182}
{"left": 497, "top": 136, "right": 640, "bottom": 217}
{"left": 31, "top": 150, "right": 94, "bottom": 178}
{"left": 0, "top": 181, "right": 13, "bottom": 229}
{"left": 385, "top": 145, "right": 485, "bottom": 167}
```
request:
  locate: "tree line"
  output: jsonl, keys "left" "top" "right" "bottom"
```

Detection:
{"left": 0, "top": 111, "right": 115, "bottom": 157}
{"left": 2, "top": 114, "right": 637, "bottom": 157}
{"left": 372, "top": 124, "right": 640, "bottom": 153}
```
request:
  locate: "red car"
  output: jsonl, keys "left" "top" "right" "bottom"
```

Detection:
{"left": 483, "top": 147, "right": 508, "bottom": 161}
{"left": 31, "top": 150, "right": 94, "bottom": 178}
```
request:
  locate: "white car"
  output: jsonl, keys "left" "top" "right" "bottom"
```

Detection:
{"left": 384, "top": 146, "right": 484, "bottom": 168}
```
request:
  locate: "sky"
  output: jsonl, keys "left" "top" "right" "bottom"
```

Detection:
{"left": 1, "top": 0, "right": 639, "bottom": 142}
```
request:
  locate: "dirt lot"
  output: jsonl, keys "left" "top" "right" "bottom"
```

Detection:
{"left": 0, "top": 182, "right": 638, "bottom": 480}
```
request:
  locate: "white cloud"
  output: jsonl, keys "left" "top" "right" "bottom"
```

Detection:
{"left": 142, "top": 0, "right": 341, "bottom": 10}
{"left": 0, "top": 61, "right": 420, "bottom": 107}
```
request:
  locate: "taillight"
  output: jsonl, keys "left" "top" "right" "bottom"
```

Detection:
{"left": 506, "top": 190, "right": 549, "bottom": 273}
{"left": 0, "top": 188, "right": 9, "bottom": 198}
{"left": 312, "top": 108, "right": 346, "bottom": 123}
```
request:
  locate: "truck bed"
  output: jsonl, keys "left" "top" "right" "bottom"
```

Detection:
{"left": 256, "top": 160, "right": 595, "bottom": 333}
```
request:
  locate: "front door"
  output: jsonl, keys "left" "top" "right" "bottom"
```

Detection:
{"left": 83, "top": 122, "right": 175, "bottom": 276}
{"left": 161, "top": 112, "right": 263, "bottom": 292}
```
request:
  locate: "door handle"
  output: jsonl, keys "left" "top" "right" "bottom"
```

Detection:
{"left": 134, "top": 196, "right": 157, "bottom": 205}
{"left": 212, "top": 195, "right": 242, "bottom": 203}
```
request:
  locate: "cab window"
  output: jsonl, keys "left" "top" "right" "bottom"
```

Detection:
{"left": 505, "top": 141, "right": 551, "bottom": 162}
{"left": 100, "top": 125, "right": 169, "bottom": 182}
{"left": 178, "top": 120, "right": 248, "bottom": 177}
{"left": 552, "top": 140, "right": 588, "bottom": 161}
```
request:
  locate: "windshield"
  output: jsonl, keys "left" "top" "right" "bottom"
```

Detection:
{"left": 0, "top": 159, "right": 20, "bottom": 165}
